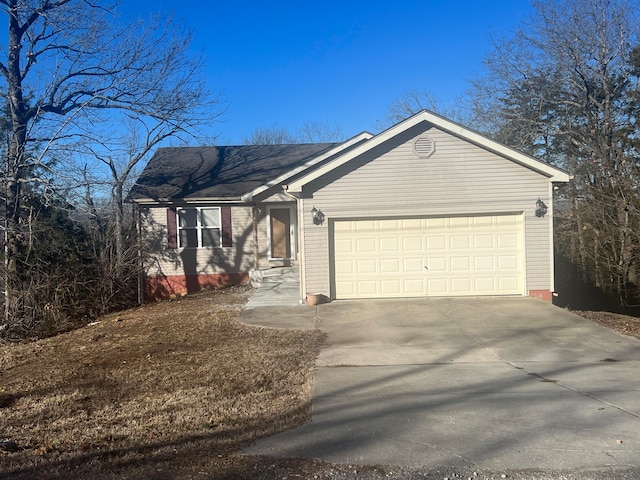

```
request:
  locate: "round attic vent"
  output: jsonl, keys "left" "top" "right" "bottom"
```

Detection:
{"left": 413, "top": 135, "right": 436, "bottom": 158}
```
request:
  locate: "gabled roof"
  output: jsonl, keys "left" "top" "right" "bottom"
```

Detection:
{"left": 129, "top": 110, "right": 570, "bottom": 205}
{"left": 127, "top": 143, "right": 343, "bottom": 203}
{"left": 285, "top": 110, "right": 570, "bottom": 193}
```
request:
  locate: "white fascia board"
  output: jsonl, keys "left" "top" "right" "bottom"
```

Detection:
{"left": 240, "top": 131, "right": 374, "bottom": 203}
{"left": 286, "top": 110, "right": 570, "bottom": 192}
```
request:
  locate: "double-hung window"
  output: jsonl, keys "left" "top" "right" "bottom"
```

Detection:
{"left": 177, "top": 207, "right": 222, "bottom": 248}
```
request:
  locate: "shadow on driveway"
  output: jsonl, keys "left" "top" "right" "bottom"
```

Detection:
{"left": 245, "top": 297, "right": 640, "bottom": 471}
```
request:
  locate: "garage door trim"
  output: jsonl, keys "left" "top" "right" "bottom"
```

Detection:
{"left": 330, "top": 212, "right": 526, "bottom": 299}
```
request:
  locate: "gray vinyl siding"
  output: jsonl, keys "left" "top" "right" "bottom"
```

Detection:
{"left": 141, "top": 205, "right": 255, "bottom": 277}
{"left": 301, "top": 125, "right": 553, "bottom": 297}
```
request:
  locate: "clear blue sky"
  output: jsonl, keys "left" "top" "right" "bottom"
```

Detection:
{"left": 122, "top": 1, "right": 533, "bottom": 144}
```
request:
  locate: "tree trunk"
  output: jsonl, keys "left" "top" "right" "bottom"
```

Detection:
{"left": 113, "top": 181, "right": 125, "bottom": 280}
{"left": 2, "top": 0, "right": 32, "bottom": 324}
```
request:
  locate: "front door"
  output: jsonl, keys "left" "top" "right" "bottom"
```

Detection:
{"left": 270, "top": 208, "right": 292, "bottom": 259}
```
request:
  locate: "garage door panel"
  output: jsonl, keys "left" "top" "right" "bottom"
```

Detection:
{"left": 427, "top": 257, "right": 447, "bottom": 272}
{"left": 334, "top": 221, "right": 353, "bottom": 232}
{"left": 380, "top": 238, "right": 400, "bottom": 252}
{"left": 404, "top": 279, "right": 424, "bottom": 294}
{"left": 402, "top": 218, "right": 423, "bottom": 230}
{"left": 474, "top": 235, "right": 495, "bottom": 249}
{"left": 381, "top": 280, "right": 402, "bottom": 294}
{"left": 403, "top": 237, "right": 423, "bottom": 251}
{"left": 333, "top": 214, "right": 524, "bottom": 299}
{"left": 356, "top": 238, "right": 376, "bottom": 252}
{"left": 498, "top": 255, "right": 519, "bottom": 269}
{"left": 403, "top": 258, "right": 424, "bottom": 272}
{"left": 379, "top": 219, "right": 401, "bottom": 231}
{"left": 334, "top": 260, "right": 354, "bottom": 274}
{"left": 335, "top": 281, "right": 355, "bottom": 295}
{"left": 380, "top": 259, "right": 401, "bottom": 273}
{"left": 497, "top": 215, "right": 519, "bottom": 227}
{"left": 357, "top": 281, "right": 378, "bottom": 295}
{"left": 357, "top": 259, "right": 377, "bottom": 274}
{"left": 450, "top": 257, "right": 471, "bottom": 272}
{"left": 450, "top": 217, "right": 471, "bottom": 228}
{"left": 426, "top": 218, "right": 446, "bottom": 228}
{"left": 334, "top": 239, "right": 353, "bottom": 254}
{"left": 473, "top": 216, "right": 494, "bottom": 227}
{"left": 474, "top": 256, "right": 495, "bottom": 270}
{"left": 475, "top": 277, "right": 497, "bottom": 292}
{"left": 426, "top": 278, "right": 448, "bottom": 294}
{"left": 498, "top": 234, "right": 519, "bottom": 248}
{"left": 450, "top": 236, "right": 470, "bottom": 250}
{"left": 499, "top": 277, "right": 521, "bottom": 290}
{"left": 427, "top": 236, "right": 447, "bottom": 250}
{"left": 355, "top": 220, "right": 376, "bottom": 232}
{"left": 451, "top": 277, "right": 473, "bottom": 294}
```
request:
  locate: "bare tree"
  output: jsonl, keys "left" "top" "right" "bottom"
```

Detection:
{"left": 0, "top": 0, "right": 221, "bottom": 325}
{"left": 243, "top": 120, "right": 345, "bottom": 145}
{"left": 468, "top": 0, "right": 640, "bottom": 307}
{"left": 242, "top": 125, "right": 297, "bottom": 145}
{"left": 296, "top": 120, "right": 344, "bottom": 143}
{"left": 384, "top": 89, "right": 469, "bottom": 127}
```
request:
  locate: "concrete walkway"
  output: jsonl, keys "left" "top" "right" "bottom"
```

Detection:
{"left": 240, "top": 267, "right": 319, "bottom": 330}
{"left": 245, "top": 297, "right": 640, "bottom": 473}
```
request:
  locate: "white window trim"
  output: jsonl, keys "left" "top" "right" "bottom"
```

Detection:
{"left": 177, "top": 206, "right": 222, "bottom": 248}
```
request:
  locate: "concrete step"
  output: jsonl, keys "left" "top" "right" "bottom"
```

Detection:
{"left": 250, "top": 267, "right": 299, "bottom": 287}
{"left": 262, "top": 267, "right": 299, "bottom": 278}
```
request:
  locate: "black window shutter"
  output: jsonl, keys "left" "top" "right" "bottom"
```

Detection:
{"left": 167, "top": 207, "right": 178, "bottom": 249}
{"left": 221, "top": 207, "right": 232, "bottom": 247}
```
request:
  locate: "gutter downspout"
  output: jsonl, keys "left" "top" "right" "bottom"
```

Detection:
{"left": 282, "top": 185, "right": 305, "bottom": 305}
{"left": 549, "top": 182, "right": 555, "bottom": 297}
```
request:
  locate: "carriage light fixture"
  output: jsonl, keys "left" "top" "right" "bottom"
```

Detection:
{"left": 535, "top": 198, "right": 548, "bottom": 217}
{"left": 311, "top": 206, "right": 325, "bottom": 225}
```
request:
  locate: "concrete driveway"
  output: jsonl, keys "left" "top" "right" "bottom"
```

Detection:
{"left": 245, "top": 297, "right": 640, "bottom": 472}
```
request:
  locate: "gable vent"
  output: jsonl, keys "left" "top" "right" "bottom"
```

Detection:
{"left": 413, "top": 135, "right": 436, "bottom": 158}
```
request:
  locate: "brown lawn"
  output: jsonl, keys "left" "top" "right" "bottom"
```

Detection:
{"left": 0, "top": 286, "right": 345, "bottom": 479}
{"left": 1, "top": 287, "right": 639, "bottom": 480}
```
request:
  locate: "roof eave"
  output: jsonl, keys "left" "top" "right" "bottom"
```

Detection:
{"left": 130, "top": 196, "right": 247, "bottom": 206}
{"left": 241, "top": 131, "right": 374, "bottom": 202}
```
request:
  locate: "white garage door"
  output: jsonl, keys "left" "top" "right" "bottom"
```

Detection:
{"left": 333, "top": 214, "right": 525, "bottom": 299}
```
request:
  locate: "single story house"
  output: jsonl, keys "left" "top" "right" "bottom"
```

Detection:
{"left": 128, "top": 110, "right": 570, "bottom": 303}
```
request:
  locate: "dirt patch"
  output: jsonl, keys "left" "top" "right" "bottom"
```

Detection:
{"left": 572, "top": 310, "right": 640, "bottom": 339}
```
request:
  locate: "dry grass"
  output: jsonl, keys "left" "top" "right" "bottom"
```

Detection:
{"left": 3, "top": 289, "right": 640, "bottom": 480}
{"left": 0, "top": 286, "right": 327, "bottom": 479}
{"left": 572, "top": 310, "right": 640, "bottom": 339}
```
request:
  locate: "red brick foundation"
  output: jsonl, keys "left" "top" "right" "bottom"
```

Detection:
{"left": 528, "top": 290, "right": 553, "bottom": 302}
{"left": 145, "top": 273, "right": 250, "bottom": 302}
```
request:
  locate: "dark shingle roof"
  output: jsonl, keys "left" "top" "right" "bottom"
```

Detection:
{"left": 127, "top": 143, "right": 340, "bottom": 202}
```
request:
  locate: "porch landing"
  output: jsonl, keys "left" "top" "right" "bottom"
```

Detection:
{"left": 245, "top": 266, "right": 301, "bottom": 308}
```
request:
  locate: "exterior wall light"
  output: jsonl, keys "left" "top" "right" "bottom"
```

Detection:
{"left": 535, "top": 198, "right": 548, "bottom": 217}
{"left": 311, "top": 206, "right": 325, "bottom": 225}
